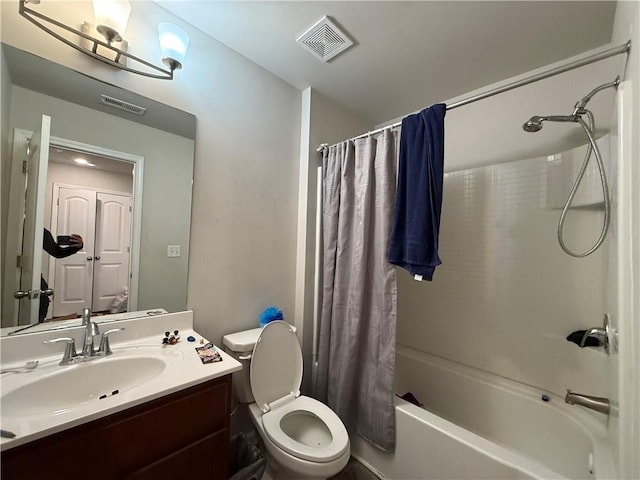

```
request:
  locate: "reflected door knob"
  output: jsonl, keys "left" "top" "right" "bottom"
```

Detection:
{"left": 94, "top": 256, "right": 101, "bottom": 261}
{"left": 87, "top": 256, "right": 93, "bottom": 261}
{"left": 14, "top": 289, "right": 52, "bottom": 299}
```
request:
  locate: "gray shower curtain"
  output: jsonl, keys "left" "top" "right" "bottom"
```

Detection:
{"left": 314, "top": 129, "right": 398, "bottom": 451}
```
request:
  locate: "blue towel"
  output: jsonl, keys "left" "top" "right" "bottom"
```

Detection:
{"left": 388, "top": 103, "right": 446, "bottom": 280}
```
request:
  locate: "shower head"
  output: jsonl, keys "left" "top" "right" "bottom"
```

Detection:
{"left": 523, "top": 76, "right": 620, "bottom": 133}
{"left": 522, "top": 115, "right": 578, "bottom": 133}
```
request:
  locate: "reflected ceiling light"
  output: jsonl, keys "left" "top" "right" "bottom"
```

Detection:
{"left": 74, "top": 158, "right": 95, "bottom": 167}
{"left": 18, "top": 0, "right": 189, "bottom": 80}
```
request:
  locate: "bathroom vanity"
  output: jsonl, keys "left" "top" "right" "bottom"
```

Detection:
{"left": 0, "top": 311, "right": 241, "bottom": 480}
{"left": 2, "top": 376, "right": 231, "bottom": 479}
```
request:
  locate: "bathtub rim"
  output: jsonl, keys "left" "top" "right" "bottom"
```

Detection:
{"left": 393, "top": 344, "right": 615, "bottom": 479}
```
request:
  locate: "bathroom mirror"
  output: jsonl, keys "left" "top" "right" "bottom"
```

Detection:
{"left": 1, "top": 44, "right": 196, "bottom": 335}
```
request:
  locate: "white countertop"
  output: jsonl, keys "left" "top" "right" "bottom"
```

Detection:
{"left": 0, "top": 312, "right": 241, "bottom": 450}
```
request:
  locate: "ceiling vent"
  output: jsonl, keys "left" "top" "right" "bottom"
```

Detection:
{"left": 296, "top": 16, "right": 354, "bottom": 62}
{"left": 100, "top": 94, "right": 146, "bottom": 116}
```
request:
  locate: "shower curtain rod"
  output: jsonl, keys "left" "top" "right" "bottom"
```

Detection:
{"left": 317, "top": 40, "right": 631, "bottom": 151}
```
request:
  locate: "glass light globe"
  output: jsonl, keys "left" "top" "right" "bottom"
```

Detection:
{"left": 92, "top": 0, "right": 131, "bottom": 43}
{"left": 158, "top": 23, "right": 189, "bottom": 71}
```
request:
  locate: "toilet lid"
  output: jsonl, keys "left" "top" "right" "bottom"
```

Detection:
{"left": 250, "top": 321, "right": 303, "bottom": 410}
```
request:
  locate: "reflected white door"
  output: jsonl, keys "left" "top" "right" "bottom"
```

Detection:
{"left": 52, "top": 188, "right": 96, "bottom": 317}
{"left": 92, "top": 193, "right": 131, "bottom": 311}
{"left": 17, "top": 115, "right": 51, "bottom": 325}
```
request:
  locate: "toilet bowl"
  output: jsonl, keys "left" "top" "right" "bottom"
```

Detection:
{"left": 223, "top": 321, "right": 350, "bottom": 480}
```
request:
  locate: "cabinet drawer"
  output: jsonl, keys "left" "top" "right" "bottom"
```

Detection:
{"left": 125, "top": 430, "right": 228, "bottom": 480}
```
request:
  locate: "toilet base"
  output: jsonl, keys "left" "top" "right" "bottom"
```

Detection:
{"left": 248, "top": 403, "right": 350, "bottom": 480}
{"left": 263, "top": 450, "right": 331, "bottom": 480}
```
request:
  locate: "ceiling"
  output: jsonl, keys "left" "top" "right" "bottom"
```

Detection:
{"left": 49, "top": 146, "right": 134, "bottom": 176}
{"left": 159, "top": 1, "right": 617, "bottom": 125}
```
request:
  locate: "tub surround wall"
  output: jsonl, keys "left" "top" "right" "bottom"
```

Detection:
{"left": 389, "top": 38, "right": 629, "bottom": 413}
{"left": 398, "top": 144, "right": 609, "bottom": 401}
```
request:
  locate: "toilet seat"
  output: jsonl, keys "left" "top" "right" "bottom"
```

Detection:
{"left": 250, "top": 321, "right": 349, "bottom": 463}
{"left": 250, "top": 321, "right": 303, "bottom": 412}
{"left": 262, "top": 396, "right": 349, "bottom": 462}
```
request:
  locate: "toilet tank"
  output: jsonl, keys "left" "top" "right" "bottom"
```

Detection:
{"left": 222, "top": 324, "right": 297, "bottom": 404}
{"left": 222, "top": 327, "right": 264, "bottom": 403}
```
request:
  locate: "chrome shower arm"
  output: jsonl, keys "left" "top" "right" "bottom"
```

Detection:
{"left": 572, "top": 76, "right": 620, "bottom": 114}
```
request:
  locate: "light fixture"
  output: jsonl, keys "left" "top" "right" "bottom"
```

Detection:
{"left": 92, "top": 0, "right": 130, "bottom": 43}
{"left": 18, "top": 0, "right": 189, "bottom": 80}
{"left": 158, "top": 22, "right": 190, "bottom": 71}
{"left": 74, "top": 158, "right": 96, "bottom": 167}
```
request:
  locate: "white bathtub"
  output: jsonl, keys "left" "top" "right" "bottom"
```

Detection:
{"left": 351, "top": 346, "right": 614, "bottom": 480}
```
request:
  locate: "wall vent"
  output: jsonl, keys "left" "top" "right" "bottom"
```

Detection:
{"left": 100, "top": 94, "right": 146, "bottom": 116}
{"left": 296, "top": 16, "right": 354, "bottom": 62}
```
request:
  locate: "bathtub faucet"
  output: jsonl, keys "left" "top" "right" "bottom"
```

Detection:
{"left": 565, "top": 389, "right": 610, "bottom": 415}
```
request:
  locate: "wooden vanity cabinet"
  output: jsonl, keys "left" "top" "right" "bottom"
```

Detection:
{"left": 1, "top": 375, "right": 232, "bottom": 480}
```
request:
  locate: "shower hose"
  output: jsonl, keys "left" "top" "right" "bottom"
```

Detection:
{"left": 557, "top": 109, "right": 610, "bottom": 258}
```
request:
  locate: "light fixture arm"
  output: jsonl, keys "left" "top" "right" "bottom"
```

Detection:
{"left": 19, "top": 0, "right": 176, "bottom": 80}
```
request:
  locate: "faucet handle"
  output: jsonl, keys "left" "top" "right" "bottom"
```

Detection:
{"left": 579, "top": 328, "right": 606, "bottom": 347}
{"left": 98, "top": 328, "right": 125, "bottom": 356}
{"left": 577, "top": 314, "right": 613, "bottom": 354}
{"left": 44, "top": 337, "right": 77, "bottom": 365}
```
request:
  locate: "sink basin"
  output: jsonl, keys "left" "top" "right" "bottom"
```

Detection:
{"left": 2, "top": 347, "right": 183, "bottom": 417}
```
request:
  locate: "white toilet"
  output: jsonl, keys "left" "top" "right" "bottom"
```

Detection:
{"left": 223, "top": 321, "right": 350, "bottom": 480}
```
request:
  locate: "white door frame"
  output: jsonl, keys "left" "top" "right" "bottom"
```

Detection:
{"left": 47, "top": 136, "right": 144, "bottom": 311}
{"left": 615, "top": 81, "right": 640, "bottom": 479}
{"left": 3, "top": 123, "right": 51, "bottom": 326}
{"left": 2, "top": 129, "right": 32, "bottom": 326}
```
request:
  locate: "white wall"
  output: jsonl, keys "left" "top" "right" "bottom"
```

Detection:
{"left": 0, "top": 1, "right": 302, "bottom": 343}
{"left": 7, "top": 85, "right": 193, "bottom": 313}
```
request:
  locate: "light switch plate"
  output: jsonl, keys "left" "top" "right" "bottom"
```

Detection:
{"left": 167, "top": 245, "right": 181, "bottom": 258}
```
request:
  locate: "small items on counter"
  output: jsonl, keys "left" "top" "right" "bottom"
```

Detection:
{"left": 196, "top": 342, "right": 222, "bottom": 364}
{"left": 162, "top": 330, "right": 180, "bottom": 345}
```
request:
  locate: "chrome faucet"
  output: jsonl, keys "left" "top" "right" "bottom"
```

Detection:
{"left": 44, "top": 309, "right": 125, "bottom": 365}
{"left": 565, "top": 389, "right": 610, "bottom": 415}
{"left": 81, "top": 307, "right": 100, "bottom": 357}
